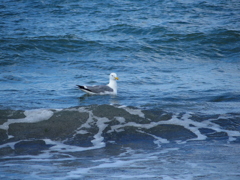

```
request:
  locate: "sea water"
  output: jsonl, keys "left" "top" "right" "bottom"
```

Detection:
{"left": 0, "top": 0, "right": 240, "bottom": 179}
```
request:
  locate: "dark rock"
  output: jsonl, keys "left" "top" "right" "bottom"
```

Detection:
{"left": 14, "top": 140, "right": 51, "bottom": 155}
{"left": 146, "top": 124, "right": 197, "bottom": 141}
{"left": 8, "top": 110, "right": 89, "bottom": 141}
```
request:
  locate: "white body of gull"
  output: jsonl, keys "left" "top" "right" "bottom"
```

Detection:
{"left": 77, "top": 73, "right": 119, "bottom": 95}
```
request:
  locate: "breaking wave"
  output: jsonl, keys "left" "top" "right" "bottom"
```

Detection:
{"left": 1, "top": 104, "right": 240, "bottom": 156}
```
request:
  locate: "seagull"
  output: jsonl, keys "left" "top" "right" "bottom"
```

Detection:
{"left": 77, "top": 73, "right": 119, "bottom": 95}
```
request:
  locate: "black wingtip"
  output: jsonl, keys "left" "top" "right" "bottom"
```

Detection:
{"left": 76, "top": 85, "right": 84, "bottom": 89}
{"left": 76, "top": 85, "right": 93, "bottom": 92}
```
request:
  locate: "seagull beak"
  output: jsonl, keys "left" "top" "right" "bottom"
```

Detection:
{"left": 115, "top": 77, "right": 119, "bottom": 80}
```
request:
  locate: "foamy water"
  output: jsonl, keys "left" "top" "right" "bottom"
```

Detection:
{"left": 1, "top": 105, "right": 240, "bottom": 179}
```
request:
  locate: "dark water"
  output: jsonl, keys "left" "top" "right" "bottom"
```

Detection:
{"left": 0, "top": 0, "right": 240, "bottom": 179}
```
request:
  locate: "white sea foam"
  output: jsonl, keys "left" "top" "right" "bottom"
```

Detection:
{"left": 41, "top": 112, "right": 111, "bottom": 152}
{"left": 64, "top": 148, "right": 180, "bottom": 180}
{"left": 75, "top": 108, "right": 94, "bottom": 129}
{"left": 0, "top": 141, "right": 19, "bottom": 150}
{"left": 91, "top": 117, "right": 110, "bottom": 148}
{"left": 122, "top": 106, "right": 145, "bottom": 118}
{"left": 118, "top": 147, "right": 136, "bottom": 157}
{"left": 107, "top": 112, "right": 240, "bottom": 143}
{"left": 0, "top": 109, "right": 54, "bottom": 130}
{"left": 43, "top": 139, "right": 93, "bottom": 152}
{"left": 66, "top": 151, "right": 159, "bottom": 179}
{"left": 115, "top": 116, "right": 126, "bottom": 124}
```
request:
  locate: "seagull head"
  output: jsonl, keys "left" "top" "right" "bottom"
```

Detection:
{"left": 109, "top": 73, "right": 119, "bottom": 81}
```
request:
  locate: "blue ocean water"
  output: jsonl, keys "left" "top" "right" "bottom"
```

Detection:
{"left": 0, "top": 0, "right": 240, "bottom": 179}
